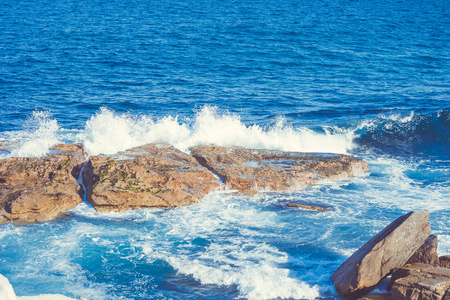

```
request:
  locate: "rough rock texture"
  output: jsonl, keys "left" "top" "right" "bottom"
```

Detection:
{"left": 190, "top": 145, "right": 369, "bottom": 195}
{"left": 440, "top": 256, "right": 450, "bottom": 268}
{"left": 0, "top": 143, "right": 86, "bottom": 224}
{"left": 332, "top": 211, "right": 431, "bottom": 299}
{"left": 390, "top": 263, "right": 450, "bottom": 300}
{"left": 406, "top": 235, "right": 440, "bottom": 267}
{"left": 285, "top": 203, "right": 330, "bottom": 211}
{"left": 83, "top": 143, "right": 222, "bottom": 212}
{"left": 358, "top": 293, "right": 392, "bottom": 300}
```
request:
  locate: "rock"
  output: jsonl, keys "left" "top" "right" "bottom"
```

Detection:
{"left": 331, "top": 211, "right": 431, "bottom": 299}
{"left": 406, "top": 235, "right": 440, "bottom": 267}
{"left": 358, "top": 293, "right": 392, "bottom": 300}
{"left": 0, "top": 143, "right": 86, "bottom": 224}
{"left": 285, "top": 203, "right": 330, "bottom": 211}
{"left": 388, "top": 263, "right": 433, "bottom": 290}
{"left": 82, "top": 143, "right": 221, "bottom": 212}
{"left": 440, "top": 256, "right": 450, "bottom": 268}
{"left": 190, "top": 145, "right": 369, "bottom": 195}
{"left": 390, "top": 264, "right": 450, "bottom": 300}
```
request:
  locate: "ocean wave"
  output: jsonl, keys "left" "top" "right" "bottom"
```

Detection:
{"left": 135, "top": 192, "right": 321, "bottom": 300}
{"left": 78, "top": 106, "right": 355, "bottom": 156}
{"left": 1, "top": 111, "right": 60, "bottom": 158}
{"left": 1, "top": 107, "right": 448, "bottom": 158}
{"left": 354, "top": 109, "right": 450, "bottom": 156}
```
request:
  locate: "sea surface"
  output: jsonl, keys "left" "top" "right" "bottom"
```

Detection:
{"left": 0, "top": 0, "right": 449, "bottom": 299}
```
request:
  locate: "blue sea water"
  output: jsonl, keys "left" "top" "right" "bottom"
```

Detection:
{"left": 0, "top": 0, "right": 449, "bottom": 299}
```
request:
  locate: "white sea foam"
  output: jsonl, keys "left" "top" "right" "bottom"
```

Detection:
{"left": 12, "top": 222, "right": 116, "bottom": 300}
{"left": 78, "top": 106, "right": 355, "bottom": 155}
{"left": 136, "top": 193, "right": 320, "bottom": 300}
{"left": 16, "top": 294, "right": 76, "bottom": 300}
{"left": 2, "top": 111, "right": 60, "bottom": 158}
{"left": 437, "top": 234, "right": 450, "bottom": 256}
{"left": 361, "top": 156, "right": 450, "bottom": 212}
{"left": 166, "top": 255, "right": 319, "bottom": 300}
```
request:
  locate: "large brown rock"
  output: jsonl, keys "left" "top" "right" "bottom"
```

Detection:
{"left": 391, "top": 264, "right": 450, "bottom": 300}
{"left": 190, "top": 145, "right": 369, "bottom": 195}
{"left": 440, "top": 256, "right": 450, "bottom": 269}
{"left": 332, "top": 211, "right": 431, "bottom": 299}
{"left": 82, "top": 143, "right": 222, "bottom": 212}
{"left": 0, "top": 143, "right": 86, "bottom": 224}
{"left": 406, "top": 235, "right": 440, "bottom": 267}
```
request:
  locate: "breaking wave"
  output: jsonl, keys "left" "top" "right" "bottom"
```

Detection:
{"left": 1, "top": 107, "right": 448, "bottom": 159}
{"left": 79, "top": 106, "right": 355, "bottom": 156}
{"left": 354, "top": 109, "right": 450, "bottom": 157}
{"left": 1, "top": 111, "right": 60, "bottom": 158}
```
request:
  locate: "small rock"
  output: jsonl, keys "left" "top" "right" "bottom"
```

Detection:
{"left": 190, "top": 145, "right": 369, "bottom": 195}
{"left": 440, "top": 256, "right": 450, "bottom": 268}
{"left": 82, "top": 143, "right": 221, "bottom": 212}
{"left": 332, "top": 211, "right": 431, "bottom": 299}
{"left": 285, "top": 203, "right": 330, "bottom": 211}
{"left": 406, "top": 235, "right": 440, "bottom": 267}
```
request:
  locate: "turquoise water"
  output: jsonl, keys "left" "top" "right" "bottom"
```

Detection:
{"left": 0, "top": 0, "right": 449, "bottom": 299}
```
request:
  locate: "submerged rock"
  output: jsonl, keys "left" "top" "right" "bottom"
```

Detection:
{"left": 390, "top": 263, "right": 450, "bottom": 300}
{"left": 82, "top": 143, "right": 221, "bottom": 212}
{"left": 332, "top": 211, "right": 431, "bottom": 299}
{"left": 0, "top": 144, "right": 86, "bottom": 224}
{"left": 190, "top": 145, "right": 368, "bottom": 195}
{"left": 285, "top": 203, "right": 330, "bottom": 211}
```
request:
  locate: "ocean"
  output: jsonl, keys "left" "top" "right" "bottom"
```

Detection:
{"left": 0, "top": 0, "right": 449, "bottom": 299}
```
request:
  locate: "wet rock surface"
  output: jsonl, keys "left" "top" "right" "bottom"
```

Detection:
{"left": 190, "top": 145, "right": 369, "bottom": 195}
{"left": 332, "top": 211, "right": 431, "bottom": 299}
{"left": 285, "top": 203, "right": 330, "bottom": 211}
{"left": 0, "top": 144, "right": 86, "bottom": 224}
{"left": 83, "top": 143, "right": 222, "bottom": 212}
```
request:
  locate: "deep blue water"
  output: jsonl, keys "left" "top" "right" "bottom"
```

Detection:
{"left": 0, "top": 0, "right": 449, "bottom": 299}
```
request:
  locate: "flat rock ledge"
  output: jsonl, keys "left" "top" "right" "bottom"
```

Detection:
{"left": 1, "top": 142, "right": 369, "bottom": 221}
{"left": 82, "top": 143, "right": 222, "bottom": 212}
{"left": 190, "top": 145, "right": 369, "bottom": 195}
{"left": 0, "top": 144, "right": 87, "bottom": 224}
{"left": 332, "top": 211, "right": 431, "bottom": 299}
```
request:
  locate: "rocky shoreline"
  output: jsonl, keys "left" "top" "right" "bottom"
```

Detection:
{"left": 0, "top": 142, "right": 368, "bottom": 223}
{"left": 333, "top": 211, "right": 450, "bottom": 300}
{"left": 1, "top": 143, "right": 449, "bottom": 299}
